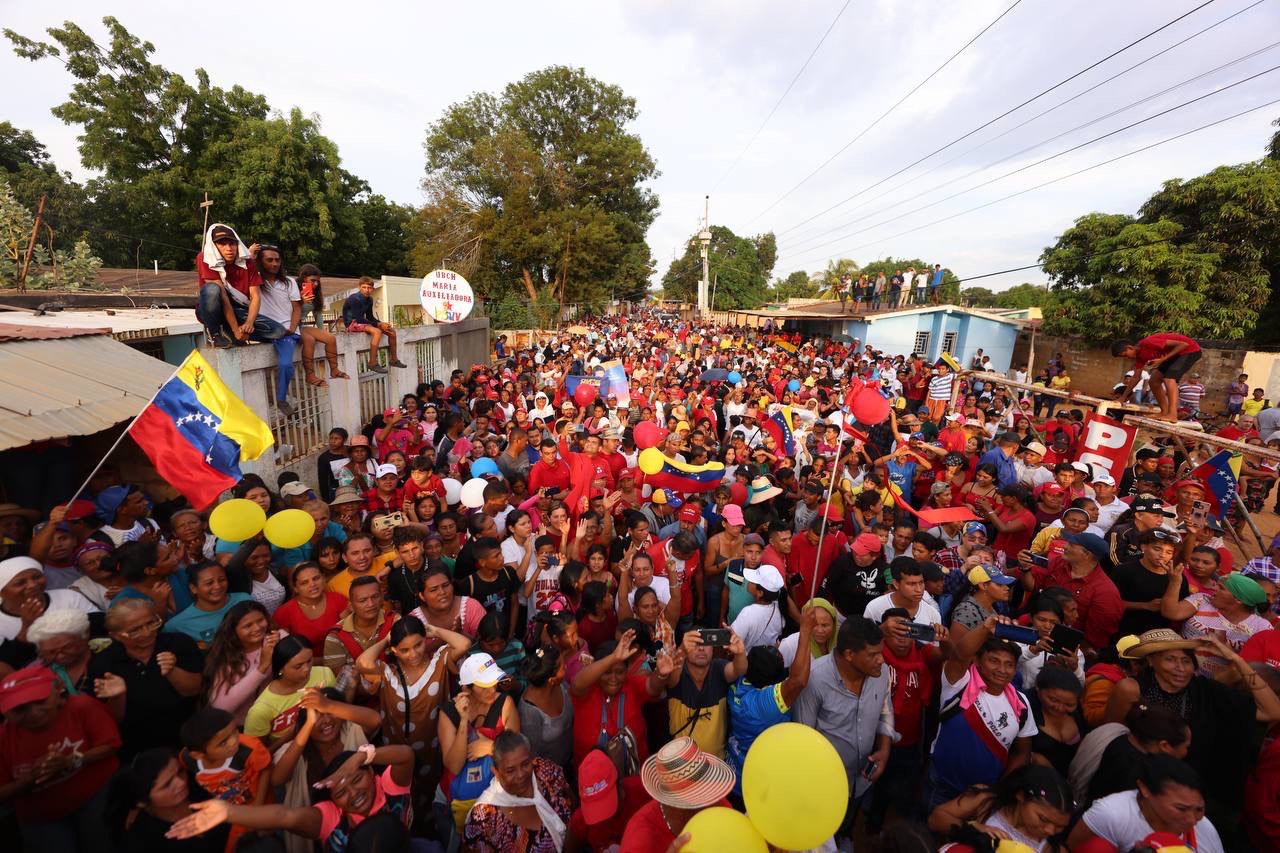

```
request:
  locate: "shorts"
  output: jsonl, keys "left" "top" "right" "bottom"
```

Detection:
{"left": 347, "top": 321, "right": 373, "bottom": 333}
{"left": 1157, "top": 349, "right": 1201, "bottom": 381}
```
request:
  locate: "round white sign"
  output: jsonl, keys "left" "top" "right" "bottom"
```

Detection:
{"left": 420, "top": 269, "right": 475, "bottom": 323}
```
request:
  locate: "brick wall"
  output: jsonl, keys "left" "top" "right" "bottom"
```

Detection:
{"left": 1011, "top": 332, "right": 1263, "bottom": 415}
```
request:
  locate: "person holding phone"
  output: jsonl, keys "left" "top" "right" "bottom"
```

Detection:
{"left": 662, "top": 628, "right": 747, "bottom": 759}
{"left": 1016, "top": 595, "right": 1085, "bottom": 688}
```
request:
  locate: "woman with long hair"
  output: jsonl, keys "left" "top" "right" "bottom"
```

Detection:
{"left": 293, "top": 262, "right": 348, "bottom": 385}
{"left": 273, "top": 563, "right": 348, "bottom": 655}
{"left": 1029, "top": 666, "right": 1083, "bottom": 777}
{"left": 983, "top": 484, "right": 1037, "bottom": 566}
{"left": 243, "top": 634, "right": 337, "bottom": 745}
{"left": 356, "top": 615, "right": 471, "bottom": 819}
{"left": 204, "top": 599, "right": 285, "bottom": 725}
{"left": 576, "top": 580, "right": 617, "bottom": 653}
{"left": 165, "top": 562, "right": 253, "bottom": 648}
{"left": 105, "top": 748, "right": 230, "bottom": 853}
{"left": 518, "top": 644, "right": 574, "bottom": 767}
{"left": 929, "top": 763, "right": 1073, "bottom": 852}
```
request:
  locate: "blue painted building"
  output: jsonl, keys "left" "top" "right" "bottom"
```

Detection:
{"left": 734, "top": 303, "right": 1022, "bottom": 372}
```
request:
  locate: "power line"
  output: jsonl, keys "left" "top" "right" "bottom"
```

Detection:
{"left": 953, "top": 232, "right": 1182, "bottom": 286}
{"left": 708, "top": 0, "right": 857, "bottom": 194}
{"left": 779, "top": 43, "right": 1280, "bottom": 259}
{"left": 769, "top": 0, "right": 1221, "bottom": 239}
{"left": 780, "top": 0, "right": 1268, "bottom": 250}
{"left": 741, "top": 0, "right": 1025, "bottom": 225}
{"left": 781, "top": 90, "right": 1280, "bottom": 268}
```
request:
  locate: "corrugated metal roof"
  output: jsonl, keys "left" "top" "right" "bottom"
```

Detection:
{"left": 0, "top": 333, "right": 174, "bottom": 450}
{"left": 0, "top": 323, "right": 112, "bottom": 342}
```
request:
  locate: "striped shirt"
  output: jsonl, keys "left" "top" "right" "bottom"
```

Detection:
{"left": 1179, "top": 381, "right": 1205, "bottom": 409}
{"left": 928, "top": 374, "right": 954, "bottom": 400}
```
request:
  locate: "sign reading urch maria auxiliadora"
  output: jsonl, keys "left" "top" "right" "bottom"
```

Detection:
{"left": 420, "top": 269, "right": 476, "bottom": 323}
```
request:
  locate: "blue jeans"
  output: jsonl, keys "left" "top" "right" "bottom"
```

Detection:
{"left": 196, "top": 284, "right": 289, "bottom": 344}
{"left": 273, "top": 333, "right": 301, "bottom": 402}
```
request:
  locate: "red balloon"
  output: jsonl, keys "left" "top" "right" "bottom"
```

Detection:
{"left": 634, "top": 420, "right": 669, "bottom": 450}
{"left": 573, "top": 382, "right": 599, "bottom": 408}
{"left": 729, "top": 482, "right": 748, "bottom": 507}
{"left": 851, "top": 389, "right": 891, "bottom": 426}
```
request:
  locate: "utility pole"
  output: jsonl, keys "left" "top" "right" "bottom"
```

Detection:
{"left": 16, "top": 194, "right": 47, "bottom": 293}
{"left": 698, "top": 195, "right": 711, "bottom": 317}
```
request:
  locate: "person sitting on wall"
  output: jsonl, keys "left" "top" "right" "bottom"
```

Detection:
{"left": 341, "top": 276, "right": 406, "bottom": 374}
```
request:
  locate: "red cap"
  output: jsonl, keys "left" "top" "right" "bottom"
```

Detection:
{"left": 63, "top": 499, "right": 97, "bottom": 521}
{"left": 678, "top": 505, "right": 700, "bottom": 523}
{"left": 0, "top": 666, "right": 57, "bottom": 714}
{"left": 701, "top": 396, "right": 714, "bottom": 407}
{"left": 619, "top": 468, "right": 639, "bottom": 483}
{"left": 852, "top": 532, "right": 882, "bottom": 557}
{"left": 578, "top": 749, "right": 619, "bottom": 825}
{"left": 1035, "top": 482, "right": 1065, "bottom": 497}
{"left": 823, "top": 502, "right": 844, "bottom": 522}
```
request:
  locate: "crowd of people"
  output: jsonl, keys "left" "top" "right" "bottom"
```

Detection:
{"left": 835, "top": 264, "right": 947, "bottom": 313}
{"left": 3, "top": 301, "right": 1280, "bottom": 853}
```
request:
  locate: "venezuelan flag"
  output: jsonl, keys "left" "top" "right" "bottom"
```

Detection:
{"left": 129, "top": 351, "right": 274, "bottom": 509}
{"left": 1189, "top": 450, "right": 1238, "bottom": 518}
{"left": 638, "top": 447, "right": 725, "bottom": 493}
{"left": 762, "top": 406, "right": 796, "bottom": 456}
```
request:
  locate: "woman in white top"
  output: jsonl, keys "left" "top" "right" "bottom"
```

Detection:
{"left": 929, "top": 763, "right": 1073, "bottom": 853}
{"left": 1068, "top": 754, "right": 1224, "bottom": 853}
{"left": 528, "top": 392, "right": 556, "bottom": 423}
{"left": 730, "top": 564, "right": 787, "bottom": 651}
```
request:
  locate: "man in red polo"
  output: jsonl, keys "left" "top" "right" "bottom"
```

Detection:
{"left": 649, "top": 531, "right": 701, "bottom": 631}
{"left": 1020, "top": 531, "right": 1122, "bottom": 652}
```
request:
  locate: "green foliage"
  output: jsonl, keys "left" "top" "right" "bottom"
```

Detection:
{"left": 960, "top": 285, "right": 998, "bottom": 307}
{"left": 1041, "top": 155, "right": 1280, "bottom": 343}
{"left": 772, "top": 269, "right": 816, "bottom": 301}
{"left": 814, "top": 258, "right": 860, "bottom": 298}
{"left": 0, "top": 122, "right": 50, "bottom": 172}
{"left": 412, "top": 66, "right": 658, "bottom": 311}
{"left": 992, "top": 282, "right": 1051, "bottom": 310}
{"left": 5, "top": 17, "right": 412, "bottom": 277}
{"left": 662, "top": 225, "right": 777, "bottom": 309}
{"left": 0, "top": 177, "right": 102, "bottom": 289}
{"left": 488, "top": 292, "right": 532, "bottom": 329}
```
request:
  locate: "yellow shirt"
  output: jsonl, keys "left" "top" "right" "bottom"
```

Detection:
{"left": 327, "top": 568, "right": 373, "bottom": 599}
{"left": 1050, "top": 375, "right": 1071, "bottom": 391}
{"left": 243, "top": 666, "right": 336, "bottom": 739}
{"left": 1030, "top": 526, "right": 1062, "bottom": 555}
{"left": 1242, "top": 398, "right": 1267, "bottom": 417}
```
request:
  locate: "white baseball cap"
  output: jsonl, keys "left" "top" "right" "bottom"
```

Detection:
{"left": 280, "top": 481, "right": 311, "bottom": 498}
{"left": 459, "top": 653, "right": 507, "bottom": 688}
{"left": 743, "top": 564, "right": 785, "bottom": 593}
{"left": 375, "top": 463, "right": 399, "bottom": 478}
{"left": 1091, "top": 472, "right": 1116, "bottom": 486}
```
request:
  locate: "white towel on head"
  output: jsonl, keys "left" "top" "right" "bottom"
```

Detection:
{"left": 201, "top": 223, "right": 251, "bottom": 304}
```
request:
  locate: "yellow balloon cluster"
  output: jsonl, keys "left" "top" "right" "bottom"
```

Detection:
{"left": 208, "top": 499, "right": 313, "bottom": 549}
{"left": 680, "top": 807, "right": 766, "bottom": 852}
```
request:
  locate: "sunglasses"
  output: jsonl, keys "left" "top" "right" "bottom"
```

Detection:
{"left": 1151, "top": 529, "right": 1182, "bottom": 544}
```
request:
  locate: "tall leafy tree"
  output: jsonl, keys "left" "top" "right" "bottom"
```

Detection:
{"left": 413, "top": 66, "right": 658, "bottom": 310}
{"left": 662, "top": 225, "right": 777, "bottom": 309}
{"left": 772, "top": 269, "right": 816, "bottom": 300}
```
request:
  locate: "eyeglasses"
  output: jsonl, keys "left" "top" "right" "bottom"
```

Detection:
{"left": 118, "top": 618, "right": 163, "bottom": 640}
{"left": 1151, "top": 529, "right": 1182, "bottom": 544}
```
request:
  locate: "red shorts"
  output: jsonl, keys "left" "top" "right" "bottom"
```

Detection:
{"left": 347, "top": 321, "right": 374, "bottom": 333}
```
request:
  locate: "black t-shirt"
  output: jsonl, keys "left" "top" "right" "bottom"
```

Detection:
{"left": 88, "top": 632, "right": 203, "bottom": 759}
{"left": 457, "top": 566, "right": 519, "bottom": 616}
{"left": 123, "top": 800, "right": 227, "bottom": 853}
{"left": 1089, "top": 735, "right": 1145, "bottom": 803}
{"left": 1111, "top": 559, "right": 1188, "bottom": 636}
{"left": 821, "top": 553, "right": 887, "bottom": 618}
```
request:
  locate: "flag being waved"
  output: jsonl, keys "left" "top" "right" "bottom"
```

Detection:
{"left": 130, "top": 351, "right": 274, "bottom": 509}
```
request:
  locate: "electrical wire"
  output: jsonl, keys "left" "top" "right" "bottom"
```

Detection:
{"left": 741, "top": 0, "right": 1025, "bottom": 225}
{"left": 780, "top": 91, "right": 1280, "bottom": 269}
{"left": 779, "top": 45, "right": 1280, "bottom": 258}
{"left": 709, "top": 0, "right": 857, "bottom": 193}
{"left": 767, "top": 0, "right": 1221, "bottom": 238}
{"left": 780, "top": 0, "right": 1269, "bottom": 249}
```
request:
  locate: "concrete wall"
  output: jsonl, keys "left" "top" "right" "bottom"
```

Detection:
{"left": 1012, "top": 331, "right": 1280, "bottom": 413}
{"left": 203, "top": 317, "right": 489, "bottom": 487}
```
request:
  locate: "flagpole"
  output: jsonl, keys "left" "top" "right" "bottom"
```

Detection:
{"left": 63, "top": 358, "right": 184, "bottom": 508}
{"left": 811, "top": 425, "right": 851, "bottom": 603}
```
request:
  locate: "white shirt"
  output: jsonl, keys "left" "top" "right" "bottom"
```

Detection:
{"left": 862, "top": 593, "right": 941, "bottom": 627}
{"left": 0, "top": 589, "right": 99, "bottom": 641}
{"left": 934, "top": 667, "right": 1038, "bottom": 753}
{"left": 257, "top": 275, "right": 301, "bottom": 327}
{"left": 1083, "top": 791, "right": 1223, "bottom": 853}
{"left": 628, "top": 576, "right": 671, "bottom": 607}
{"left": 1017, "top": 643, "right": 1085, "bottom": 688}
{"left": 251, "top": 572, "right": 287, "bottom": 616}
{"left": 1092, "top": 498, "right": 1128, "bottom": 533}
{"left": 732, "top": 602, "right": 784, "bottom": 651}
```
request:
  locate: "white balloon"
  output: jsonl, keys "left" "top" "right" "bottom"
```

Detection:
{"left": 442, "top": 477, "right": 463, "bottom": 506}
{"left": 460, "top": 477, "right": 488, "bottom": 509}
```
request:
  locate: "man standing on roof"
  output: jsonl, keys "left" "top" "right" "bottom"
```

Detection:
{"left": 342, "top": 276, "right": 406, "bottom": 374}
{"left": 1111, "top": 332, "right": 1202, "bottom": 423}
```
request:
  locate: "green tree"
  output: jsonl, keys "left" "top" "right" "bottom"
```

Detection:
{"left": 772, "top": 269, "right": 816, "bottom": 301}
{"left": 412, "top": 66, "right": 658, "bottom": 311}
{"left": 959, "top": 285, "right": 998, "bottom": 307}
{"left": 994, "top": 282, "right": 1050, "bottom": 309}
{"left": 0, "top": 176, "right": 101, "bottom": 289}
{"left": 662, "top": 225, "right": 776, "bottom": 309}
{"left": 814, "top": 258, "right": 860, "bottom": 298}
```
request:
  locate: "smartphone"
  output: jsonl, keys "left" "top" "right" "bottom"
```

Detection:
{"left": 1190, "top": 499, "right": 1209, "bottom": 526}
{"left": 544, "top": 486, "right": 562, "bottom": 496}
{"left": 1048, "top": 624, "right": 1085, "bottom": 655}
{"left": 698, "top": 628, "right": 732, "bottom": 647}
{"left": 1029, "top": 553, "right": 1050, "bottom": 569}
{"left": 994, "top": 623, "right": 1040, "bottom": 645}
{"left": 860, "top": 756, "right": 878, "bottom": 780}
{"left": 902, "top": 622, "right": 936, "bottom": 642}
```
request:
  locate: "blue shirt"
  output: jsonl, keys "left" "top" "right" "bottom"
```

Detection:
{"left": 883, "top": 459, "right": 918, "bottom": 496}
{"left": 978, "top": 447, "right": 1018, "bottom": 489}
{"left": 930, "top": 269, "right": 944, "bottom": 287}
{"left": 727, "top": 680, "right": 790, "bottom": 795}
{"left": 163, "top": 593, "right": 254, "bottom": 646}
{"left": 115, "top": 569, "right": 193, "bottom": 612}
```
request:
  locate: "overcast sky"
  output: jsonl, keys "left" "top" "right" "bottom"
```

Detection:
{"left": 5, "top": 0, "right": 1279, "bottom": 292}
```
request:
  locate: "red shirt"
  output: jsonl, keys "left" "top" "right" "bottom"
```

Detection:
{"left": 195, "top": 252, "right": 262, "bottom": 302}
{"left": 1134, "top": 332, "right": 1200, "bottom": 369}
{"left": 273, "top": 592, "right": 350, "bottom": 653}
{"left": 571, "top": 676, "right": 654, "bottom": 766}
{"left": 1241, "top": 630, "right": 1280, "bottom": 669}
{"left": 992, "top": 505, "right": 1036, "bottom": 564}
{"left": 363, "top": 485, "right": 405, "bottom": 515}
{"left": 0, "top": 693, "right": 121, "bottom": 822}
{"left": 649, "top": 539, "right": 699, "bottom": 619}
{"left": 882, "top": 641, "right": 939, "bottom": 746}
{"left": 1030, "top": 555, "right": 1124, "bottom": 650}
{"left": 620, "top": 797, "right": 733, "bottom": 853}
{"left": 528, "top": 458, "right": 572, "bottom": 495}
{"left": 787, "top": 530, "right": 847, "bottom": 607}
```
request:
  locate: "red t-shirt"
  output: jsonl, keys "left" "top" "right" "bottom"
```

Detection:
{"left": 882, "top": 641, "right": 939, "bottom": 746}
{"left": 620, "top": 797, "right": 732, "bottom": 853}
{"left": 273, "top": 592, "right": 350, "bottom": 654}
{"left": 195, "top": 252, "right": 262, "bottom": 303}
{"left": 787, "top": 530, "right": 847, "bottom": 607}
{"left": 0, "top": 693, "right": 121, "bottom": 821}
{"left": 992, "top": 506, "right": 1036, "bottom": 564}
{"left": 1134, "top": 332, "right": 1200, "bottom": 369}
{"left": 569, "top": 775, "right": 650, "bottom": 849}
{"left": 1241, "top": 630, "right": 1280, "bottom": 669}
{"left": 649, "top": 540, "right": 699, "bottom": 619}
{"left": 528, "top": 458, "right": 573, "bottom": 495}
{"left": 572, "top": 676, "right": 654, "bottom": 767}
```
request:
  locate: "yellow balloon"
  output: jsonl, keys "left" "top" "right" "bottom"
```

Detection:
{"left": 263, "top": 509, "right": 315, "bottom": 549}
{"left": 638, "top": 446, "right": 666, "bottom": 476}
{"left": 742, "top": 722, "right": 848, "bottom": 850}
{"left": 681, "top": 807, "right": 766, "bottom": 853}
{"left": 208, "top": 498, "right": 266, "bottom": 542}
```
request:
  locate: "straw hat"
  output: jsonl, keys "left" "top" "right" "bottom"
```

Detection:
{"left": 640, "top": 737, "right": 736, "bottom": 808}
{"left": 1124, "top": 628, "right": 1199, "bottom": 658}
{"left": 749, "top": 476, "right": 782, "bottom": 504}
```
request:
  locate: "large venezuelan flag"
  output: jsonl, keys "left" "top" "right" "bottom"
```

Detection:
{"left": 761, "top": 406, "right": 796, "bottom": 456}
{"left": 129, "top": 351, "right": 274, "bottom": 509}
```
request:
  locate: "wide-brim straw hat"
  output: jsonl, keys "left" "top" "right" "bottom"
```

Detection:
{"left": 749, "top": 477, "right": 782, "bottom": 504}
{"left": 1125, "top": 628, "right": 1199, "bottom": 658}
{"left": 640, "top": 737, "right": 736, "bottom": 808}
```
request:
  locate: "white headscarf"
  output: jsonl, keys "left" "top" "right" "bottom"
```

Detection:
{"left": 469, "top": 770, "right": 566, "bottom": 851}
{"left": 201, "top": 223, "right": 251, "bottom": 281}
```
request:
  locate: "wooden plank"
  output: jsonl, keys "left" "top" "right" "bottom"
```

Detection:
{"left": 961, "top": 370, "right": 1160, "bottom": 414}
{"left": 1122, "top": 414, "right": 1280, "bottom": 462}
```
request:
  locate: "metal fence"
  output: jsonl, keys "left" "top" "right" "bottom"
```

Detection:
{"left": 356, "top": 348, "right": 391, "bottom": 426}
{"left": 262, "top": 360, "right": 332, "bottom": 465}
{"left": 415, "top": 337, "right": 444, "bottom": 386}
